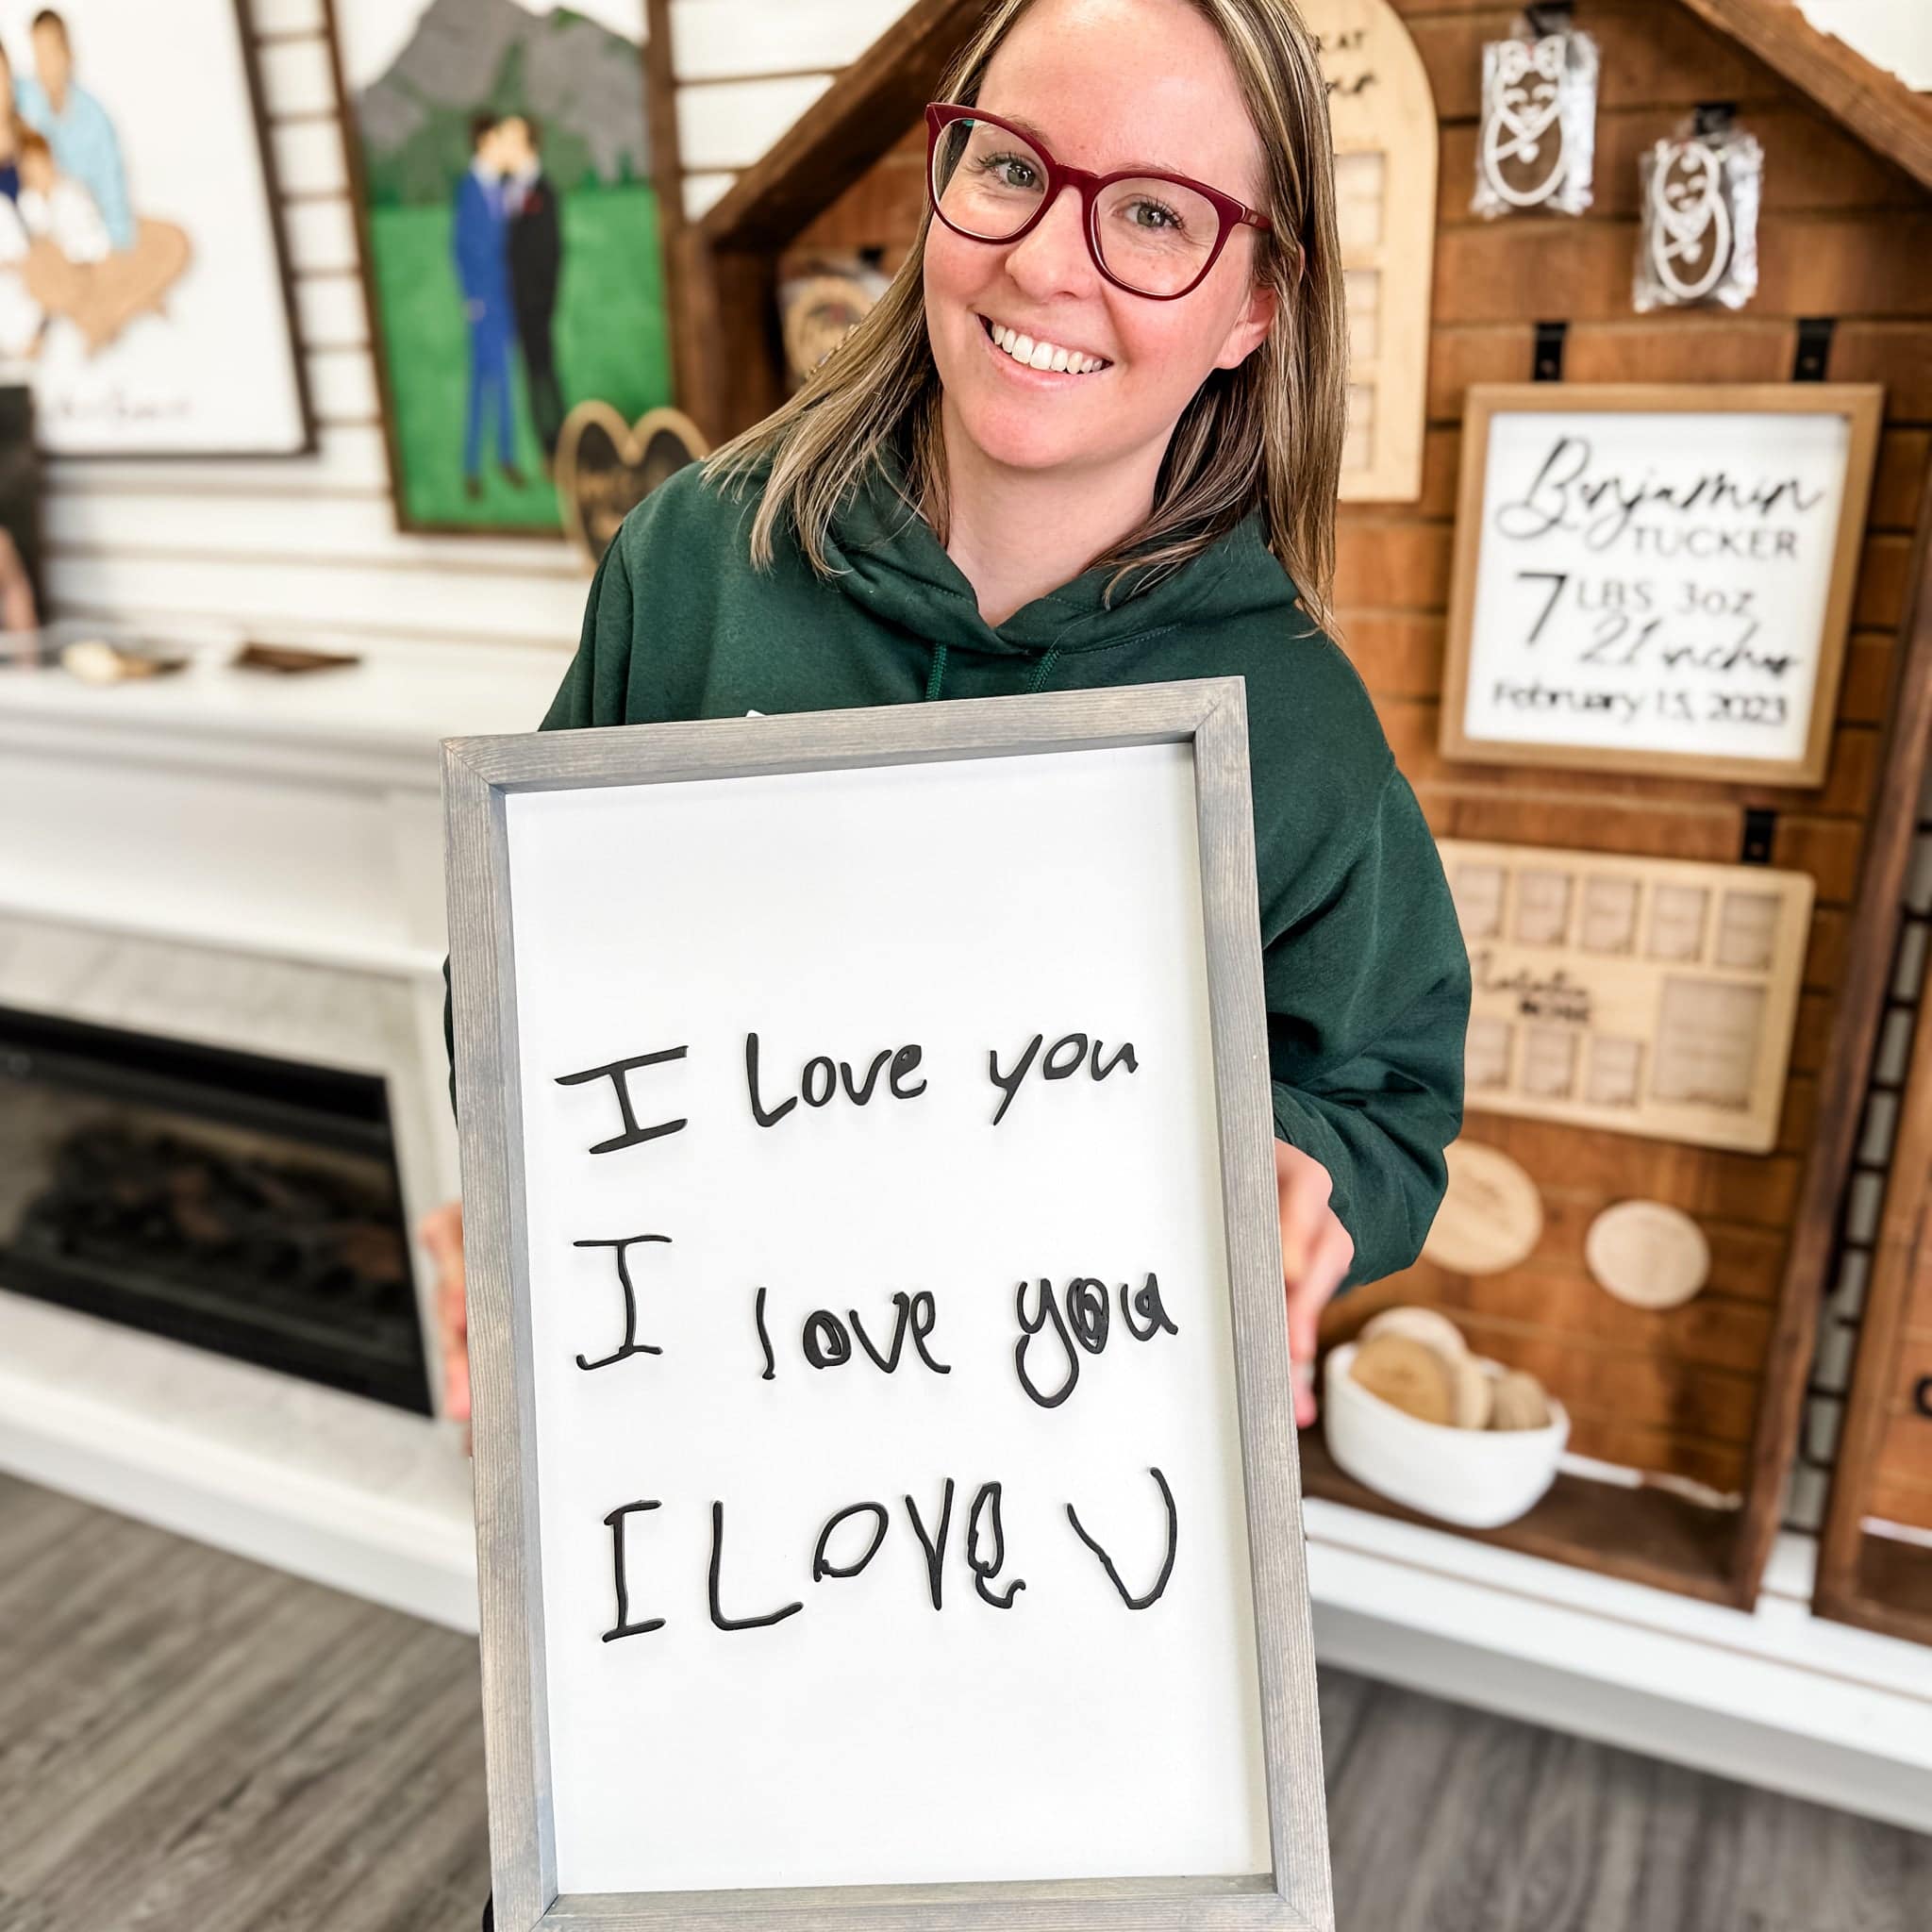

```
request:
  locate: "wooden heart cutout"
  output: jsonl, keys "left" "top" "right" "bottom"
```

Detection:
{"left": 556, "top": 402, "right": 708, "bottom": 569}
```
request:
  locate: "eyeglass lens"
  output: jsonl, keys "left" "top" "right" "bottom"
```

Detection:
{"left": 931, "top": 117, "right": 1222, "bottom": 297}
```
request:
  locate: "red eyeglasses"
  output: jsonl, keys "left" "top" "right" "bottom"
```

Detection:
{"left": 924, "top": 101, "right": 1274, "bottom": 301}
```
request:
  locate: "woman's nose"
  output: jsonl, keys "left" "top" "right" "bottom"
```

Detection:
{"left": 1003, "top": 183, "right": 1099, "bottom": 298}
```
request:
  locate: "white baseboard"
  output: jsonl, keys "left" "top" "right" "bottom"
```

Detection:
{"left": 0, "top": 1290, "right": 480, "bottom": 1632}
{"left": 1305, "top": 1495, "right": 1932, "bottom": 1834}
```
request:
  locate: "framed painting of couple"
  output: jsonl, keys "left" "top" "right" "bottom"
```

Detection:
{"left": 326, "top": 0, "right": 680, "bottom": 536}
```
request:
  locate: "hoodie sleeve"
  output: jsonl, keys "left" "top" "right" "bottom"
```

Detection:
{"left": 1264, "top": 763, "right": 1470, "bottom": 1291}
{"left": 442, "top": 539, "right": 640, "bottom": 1121}
{"left": 536, "top": 534, "right": 638, "bottom": 730}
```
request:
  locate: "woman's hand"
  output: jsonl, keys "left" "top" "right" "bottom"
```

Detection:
{"left": 1275, "top": 1138, "right": 1352, "bottom": 1426}
{"left": 419, "top": 1198, "right": 470, "bottom": 1427}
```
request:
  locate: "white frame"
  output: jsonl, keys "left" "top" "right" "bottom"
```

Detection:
{"left": 1441, "top": 383, "right": 1884, "bottom": 787}
{"left": 443, "top": 679, "right": 1334, "bottom": 1931}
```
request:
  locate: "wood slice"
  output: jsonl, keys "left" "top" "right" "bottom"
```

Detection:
{"left": 1422, "top": 1139, "right": 1544, "bottom": 1275}
{"left": 1585, "top": 1199, "right": 1712, "bottom": 1309}
{"left": 1490, "top": 1369, "right": 1553, "bottom": 1431}
{"left": 1349, "top": 1332, "right": 1457, "bottom": 1424}
{"left": 1362, "top": 1305, "right": 1471, "bottom": 1359}
{"left": 1450, "top": 1352, "right": 1494, "bottom": 1429}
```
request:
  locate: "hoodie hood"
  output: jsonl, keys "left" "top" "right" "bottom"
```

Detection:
{"left": 820, "top": 443, "right": 1304, "bottom": 698}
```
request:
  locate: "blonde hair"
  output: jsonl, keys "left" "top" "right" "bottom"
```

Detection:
{"left": 705, "top": 0, "right": 1347, "bottom": 629}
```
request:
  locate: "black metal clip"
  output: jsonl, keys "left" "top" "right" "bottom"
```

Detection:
{"left": 1533, "top": 320, "right": 1568, "bottom": 383}
{"left": 1740, "top": 807, "right": 1776, "bottom": 865}
{"left": 1793, "top": 317, "right": 1835, "bottom": 383}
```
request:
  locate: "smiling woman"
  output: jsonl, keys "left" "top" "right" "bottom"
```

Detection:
{"left": 441, "top": 0, "right": 1469, "bottom": 1484}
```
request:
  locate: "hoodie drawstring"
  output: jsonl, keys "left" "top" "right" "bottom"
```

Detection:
{"left": 923, "top": 639, "right": 1060, "bottom": 702}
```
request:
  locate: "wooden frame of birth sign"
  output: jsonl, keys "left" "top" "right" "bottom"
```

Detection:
{"left": 443, "top": 678, "right": 1334, "bottom": 1932}
{"left": 1441, "top": 383, "right": 1883, "bottom": 786}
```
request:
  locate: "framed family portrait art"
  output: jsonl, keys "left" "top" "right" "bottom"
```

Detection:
{"left": 1441, "top": 384, "right": 1883, "bottom": 787}
{"left": 0, "top": 1, "right": 311, "bottom": 458}
{"left": 326, "top": 0, "right": 677, "bottom": 537}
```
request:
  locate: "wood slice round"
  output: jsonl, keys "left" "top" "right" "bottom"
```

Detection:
{"left": 1348, "top": 1332, "right": 1457, "bottom": 1424}
{"left": 1489, "top": 1369, "right": 1552, "bottom": 1431}
{"left": 1584, "top": 1200, "right": 1711, "bottom": 1309}
{"left": 1362, "top": 1306, "right": 1471, "bottom": 1359}
{"left": 1421, "top": 1140, "right": 1544, "bottom": 1276}
{"left": 1449, "top": 1352, "right": 1493, "bottom": 1429}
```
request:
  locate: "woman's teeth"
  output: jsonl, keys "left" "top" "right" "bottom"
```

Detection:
{"left": 985, "top": 319, "right": 1108, "bottom": 375}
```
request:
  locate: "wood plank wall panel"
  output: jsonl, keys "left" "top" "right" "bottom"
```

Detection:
{"left": 1325, "top": 0, "right": 1932, "bottom": 1500}
{"left": 778, "top": 0, "right": 1932, "bottom": 1500}
{"left": 42, "top": 0, "right": 591, "bottom": 656}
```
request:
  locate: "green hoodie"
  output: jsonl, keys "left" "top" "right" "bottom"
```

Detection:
{"left": 449, "top": 455, "right": 1470, "bottom": 1290}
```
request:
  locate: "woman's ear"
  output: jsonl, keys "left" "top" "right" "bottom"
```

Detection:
{"left": 1213, "top": 275, "right": 1278, "bottom": 372}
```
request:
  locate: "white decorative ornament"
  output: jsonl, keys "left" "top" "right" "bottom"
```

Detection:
{"left": 1635, "top": 116, "right": 1763, "bottom": 312}
{"left": 1474, "top": 27, "right": 1598, "bottom": 216}
{"left": 1649, "top": 140, "right": 1730, "bottom": 302}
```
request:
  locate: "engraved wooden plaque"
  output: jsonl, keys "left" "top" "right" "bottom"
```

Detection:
{"left": 1445, "top": 838, "right": 1814, "bottom": 1154}
{"left": 1303, "top": 0, "right": 1436, "bottom": 504}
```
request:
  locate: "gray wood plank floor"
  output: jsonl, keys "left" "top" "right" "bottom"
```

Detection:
{"left": 2, "top": 1471, "right": 1926, "bottom": 1932}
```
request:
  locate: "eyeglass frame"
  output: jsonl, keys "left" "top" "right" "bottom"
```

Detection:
{"left": 924, "top": 101, "right": 1279, "bottom": 302}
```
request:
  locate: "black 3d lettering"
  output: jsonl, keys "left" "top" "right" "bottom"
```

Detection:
{"left": 812, "top": 1502, "right": 891, "bottom": 1582}
{"left": 601, "top": 1499, "right": 664, "bottom": 1641}
{"left": 1066, "top": 1468, "right": 1178, "bottom": 1610}
{"left": 988, "top": 1031, "right": 1139, "bottom": 1124}
{"left": 555, "top": 1046, "right": 688, "bottom": 1155}
{"left": 967, "top": 1481, "right": 1024, "bottom": 1609}
{"left": 746, "top": 1033, "right": 928, "bottom": 1127}
{"left": 571, "top": 1234, "right": 669, "bottom": 1370}
{"left": 708, "top": 1501, "right": 804, "bottom": 1632}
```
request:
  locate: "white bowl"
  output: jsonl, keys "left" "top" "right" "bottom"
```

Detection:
{"left": 1322, "top": 1342, "right": 1569, "bottom": 1528}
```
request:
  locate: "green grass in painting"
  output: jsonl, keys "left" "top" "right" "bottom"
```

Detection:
{"left": 368, "top": 184, "right": 674, "bottom": 530}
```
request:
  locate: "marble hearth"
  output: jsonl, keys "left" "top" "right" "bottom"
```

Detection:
{"left": 0, "top": 630, "right": 564, "bottom": 1630}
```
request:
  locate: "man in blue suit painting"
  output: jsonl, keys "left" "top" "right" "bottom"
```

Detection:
{"left": 454, "top": 114, "right": 525, "bottom": 501}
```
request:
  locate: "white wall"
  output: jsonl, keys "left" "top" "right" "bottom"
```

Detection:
{"left": 668, "top": 0, "right": 904, "bottom": 219}
{"left": 1797, "top": 2, "right": 1932, "bottom": 92}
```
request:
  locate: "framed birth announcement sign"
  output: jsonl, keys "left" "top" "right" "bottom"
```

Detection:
{"left": 1441, "top": 384, "right": 1882, "bottom": 786}
{"left": 444, "top": 681, "right": 1334, "bottom": 1930}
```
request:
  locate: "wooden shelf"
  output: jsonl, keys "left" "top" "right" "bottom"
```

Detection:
{"left": 1298, "top": 1431, "right": 1743, "bottom": 1606}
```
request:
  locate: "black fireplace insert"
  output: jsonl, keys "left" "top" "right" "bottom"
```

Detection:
{"left": 0, "top": 1003, "right": 431, "bottom": 1413}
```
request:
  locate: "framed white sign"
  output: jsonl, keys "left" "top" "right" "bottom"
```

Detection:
{"left": 444, "top": 680, "right": 1333, "bottom": 1931}
{"left": 1441, "top": 384, "right": 1883, "bottom": 785}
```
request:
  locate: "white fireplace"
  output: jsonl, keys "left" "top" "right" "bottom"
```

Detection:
{"left": 0, "top": 627, "right": 563, "bottom": 1630}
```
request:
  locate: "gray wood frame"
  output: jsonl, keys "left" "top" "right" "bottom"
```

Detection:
{"left": 443, "top": 677, "right": 1334, "bottom": 1932}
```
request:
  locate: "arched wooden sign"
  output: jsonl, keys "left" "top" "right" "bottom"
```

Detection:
{"left": 1302, "top": 0, "right": 1437, "bottom": 504}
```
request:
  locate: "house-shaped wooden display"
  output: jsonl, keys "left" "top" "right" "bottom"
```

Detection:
{"left": 660, "top": 0, "right": 1932, "bottom": 1626}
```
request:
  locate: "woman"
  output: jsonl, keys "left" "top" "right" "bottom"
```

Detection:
{"left": 436, "top": 0, "right": 1469, "bottom": 1456}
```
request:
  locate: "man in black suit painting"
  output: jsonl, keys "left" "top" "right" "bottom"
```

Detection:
{"left": 498, "top": 114, "right": 563, "bottom": 468}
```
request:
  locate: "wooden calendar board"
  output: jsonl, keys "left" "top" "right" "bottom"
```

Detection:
{"left": 1445, "top": 839, "right": 1813, "bottom": 1154}
{"left": 1303, "top": 0, "right": 1435, "bottom": 504}
{"left": 1441, "top": 385, "right": 1882, "bottom": 785}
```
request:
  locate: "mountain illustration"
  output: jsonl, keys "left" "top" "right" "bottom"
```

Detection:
{"left": 356, "top": 0, "right": 651, "bottom": 205}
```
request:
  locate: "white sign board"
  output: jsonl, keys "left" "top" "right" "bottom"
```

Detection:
{"left": 1442, "top": 385, "right": 1883, "bottom": 786}
{"left": 445, "top": 684, "right": 1331, "bottom": 1930}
